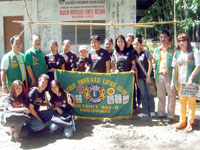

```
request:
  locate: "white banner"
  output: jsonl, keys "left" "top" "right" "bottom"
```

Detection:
{"left": 59, "top": 0, "right": 106, "bottom": 21}
{"left": 180, "top": 83, "right": 200, "bottom": 98}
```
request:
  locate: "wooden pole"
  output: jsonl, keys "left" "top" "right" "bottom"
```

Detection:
{"left": 113, "top": 25, "right": 116, "bottom": 40}
{"left": 23, "top": 0, "right": 32, "bottom": 36}
{"left": 174, "top": 0, "right": 177, "bottom": 47}
{"left": 144, "top": 28, "right": 147, "bottom": 40}
{"left": 13, "top": 20, "right": 186, "bottom": 27}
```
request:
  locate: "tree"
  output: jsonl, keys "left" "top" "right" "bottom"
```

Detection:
{"left": 137, "top": 0, "right": 200, "bottom": 41}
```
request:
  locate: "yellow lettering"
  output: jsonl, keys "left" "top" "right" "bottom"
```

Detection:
{"left": 65, "top": 83, "right": 76, "bottom": 92}
{"left": 102, "top": 78, "right": 117, "bottom": 88}
{"left": 117, "top": 85, "right": 127, "bottom": 95}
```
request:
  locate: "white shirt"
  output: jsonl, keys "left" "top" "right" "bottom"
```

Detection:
{"left": 172, "top": 48, "right": 200, "bottom": 83}
{"left": 177, "top": 51, "right": 188, "bottom": 83}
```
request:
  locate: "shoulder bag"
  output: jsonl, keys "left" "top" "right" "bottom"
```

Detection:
{"left": 136, "top": 57, "right": 157, "bottom": 97}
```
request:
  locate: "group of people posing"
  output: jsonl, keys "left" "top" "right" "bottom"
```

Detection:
{"left": 1, "top": 30, "right": 200, "bottom": 143}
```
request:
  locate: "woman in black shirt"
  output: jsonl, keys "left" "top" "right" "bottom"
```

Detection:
{"left": 2, "top": 80, "right": 30, "bottom": 142}
{"left": 49, "top": 80, "right": 75, "bottom": 137}
{"left": 133, "top": 38, "right": 155, "bottom": 118}
{"left": 112, "top": 35, "right": 138, "bottom": 82}
{"left": 45, "top": 40, "right": 65, "bottom": 81}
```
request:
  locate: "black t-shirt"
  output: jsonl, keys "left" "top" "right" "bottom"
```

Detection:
{"left": 134, "top": 50, "right": 154, "bottom": 79}
{"left": 60, "top": 51, "right": 77, "bottom": 71}
{"left": 28, "top": 87, "right": 45, "bottom": 112}
{"left": 127, "top": 45, "right": 134, "bottom": 52}
{"left": 108, "top": 52, "right": 113, "bottom": 58}
{"left": 89, "top": 48, "right": 111, "bottom": 73}
{"left": 112, "top": 50, "right": 136, "bottom": 72}
{"left": 45, "top": 53, "right": 65, "bottom": 80}
{"left": 5, "top": 96, "right": 24, "bottom": 109}
{"left": 72, "top": 57, "right": 92, "bottom": 72}
{"left": 50, "top": 92, "right": 73, "bottom": 115}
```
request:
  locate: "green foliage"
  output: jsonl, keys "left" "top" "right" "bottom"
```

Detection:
{"left": 137, "top": 0, "right": 200, "bottom": 41}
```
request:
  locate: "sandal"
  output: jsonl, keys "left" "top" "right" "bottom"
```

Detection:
{"left": 11, "top": 135, "right": 23, "bottom": 143}
{"left": 6, "top": 130, "right": 14, "bottom": 136}
{"left": 185, "top": 124, "right": 194, "bottom": 133}
{"left": 176, "top": 122, "right": 187, "bottom": 130}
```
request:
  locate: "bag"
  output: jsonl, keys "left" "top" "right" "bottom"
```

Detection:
{"left": 149, "top": 79, "right": 157, "bottom": 97}
{"left": 1, "top": 110, "right": 30, "bottom": 126}
{"left": 136, "top": 56, "right": 157, "bottom": 97}
{"left": 51, "top": 114, "right": 73, "bottom": 127}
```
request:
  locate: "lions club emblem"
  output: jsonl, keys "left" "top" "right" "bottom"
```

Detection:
{"left": 84, "top": 84, "right": 105, "bottom": 104}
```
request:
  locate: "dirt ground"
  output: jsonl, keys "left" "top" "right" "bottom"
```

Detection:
{"left": 1, "top": 91, "right": 200, "bottom": 150}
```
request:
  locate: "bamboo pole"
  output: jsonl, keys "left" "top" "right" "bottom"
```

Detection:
{"left": 144, "top": 28, "right": 147, "bottom": 40}
{"left": 113, "top": 25, "right": 116, "bottom": 40}
{"left": 23, "top": 0, "right": 32, "bottom": 36}
{"left": 174, "top": 0, "right": 177, "bottom": 47}
{"left": 13, "top": 20, "right": 184, "bottom": 26}
{"left": 12, "top": 20, "right": 160, "bottom": 28}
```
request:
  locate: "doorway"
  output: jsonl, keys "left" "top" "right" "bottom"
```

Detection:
{"left": 4, "top": 16, "right": 24, "bottom": 53}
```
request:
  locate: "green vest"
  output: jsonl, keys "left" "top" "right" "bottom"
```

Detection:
{"left": 6, "top": 51, "right": 25, "bottom": 89}
{"left": 154, "top": 45, "right": 175, "bottom": 82}
{"left": 25, "top": 47, "right": 46, "bottom": 83}
{"left": 173, "top": 48, "right": 200, "bottom": 88}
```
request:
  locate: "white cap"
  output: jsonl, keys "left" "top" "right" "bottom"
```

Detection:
{"left": 79, "top": 45, "right": 88, "bottom": 51}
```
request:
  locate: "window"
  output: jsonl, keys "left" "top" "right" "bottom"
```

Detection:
{"left": 62, "top": 20, "right": 105, "bottom": 44}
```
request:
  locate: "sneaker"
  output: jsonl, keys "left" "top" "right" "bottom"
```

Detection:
{"left": 137, "top": 113, "right": 148, "bottom": 118}
{"left": 154, "top": 115, "right": 166, "bottom": 119}
{"left": 150, "top": 112, "right": 156, "bottom": 118}
{"left": 166, "top": 118, "right": 175, "bottom": 124}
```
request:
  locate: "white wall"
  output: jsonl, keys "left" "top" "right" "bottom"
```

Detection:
{"left": 105, "top": 0, "right": 136, "bottom": 40}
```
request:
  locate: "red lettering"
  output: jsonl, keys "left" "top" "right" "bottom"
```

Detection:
{"left": 95, "top": 9, "right": 105, "bottom": 14}
{"left": 85, "top": 9, "right": 94, "bottom": 14}
{"left": 60, "top": 10, "right": 69, "bottom": 15}
{"left": 70, "top": 10, "right": 84, "bottom": 15}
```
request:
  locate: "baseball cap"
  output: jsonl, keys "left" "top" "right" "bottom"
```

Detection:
{"left": 79, "top": 45, "right": 88, "bottom": 51}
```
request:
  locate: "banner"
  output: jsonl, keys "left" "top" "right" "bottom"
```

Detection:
{"left": 59, "top": 0, "right": 106, "bottom": 21}
{"left": 180, "top": 83, "right": 200, "bottom": 98}
{"left": 55, "top": 70, "right": 134, "bottom": 120}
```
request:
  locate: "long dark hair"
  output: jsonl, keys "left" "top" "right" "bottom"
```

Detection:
{"left": 9, "top": 80, "right": 24, "bottom": 99}
{"left": 49, "top": 80, "right": 65, "bottom": 102}
{"left": 115, "top": 35, "right": 128, "bottom": 53}
{"left": 177, "top": 33, "right": 193, "bottom": 52}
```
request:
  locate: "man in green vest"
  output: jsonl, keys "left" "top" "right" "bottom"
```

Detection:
{"left": 153, "top": 30, "right": 176, "bottom": 124}
{"left": 25, "top": 34, "right": 46, "bottom": 86}
{"left": 1, "top": 35, "right": 27, "bottom": 94}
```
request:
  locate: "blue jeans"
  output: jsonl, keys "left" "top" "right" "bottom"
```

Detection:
{"left": 139, "top": 78, "right": 155, "bottom": 114}
{"left": 49, "top": 122, "right": 73, "bottom": 138}
{"left": 28, "top": 110, "right": 55, "bottom": 131}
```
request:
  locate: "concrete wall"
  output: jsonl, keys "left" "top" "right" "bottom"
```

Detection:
{"left": 0, "top": 1, "right": 28, "bottom": 60}
{"left": 105, "top": 0, "right": 136, "bottom": 40}
{"left": 0, "top": 0, "right": 136, "bottom": 59}
{"left": 0, "top": 0, "right": 61, "bottom": 58}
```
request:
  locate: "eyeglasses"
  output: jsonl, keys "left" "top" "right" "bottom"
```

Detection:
{"left": 177, "top": 39, "right": 187, "bottom": 43}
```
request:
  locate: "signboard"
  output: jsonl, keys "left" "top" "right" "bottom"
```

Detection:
{"left": 59, "top": 0, "right": 106, "bottom": 21}
{"left": 180, "top": 83, "right": 200, "bottom": 98}
{"left": 55, "top": 70, "right": 134, "bottom": 120}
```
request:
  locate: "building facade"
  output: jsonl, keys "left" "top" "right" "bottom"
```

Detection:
{"left": 0, "top": 0, "right": 136, "bottom": 60}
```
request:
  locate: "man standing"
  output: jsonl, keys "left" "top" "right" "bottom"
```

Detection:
{"left": 1, "top": 35, "right": 27, "bottom": 94}
{"left": 25, "top": 35, "right": 46, "bottom": 86}
{"left": 60, "top": 39, "right": 77, "bottom": 71}
{"left": 153, "top": 30, "right": 176, "bottom": 123}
